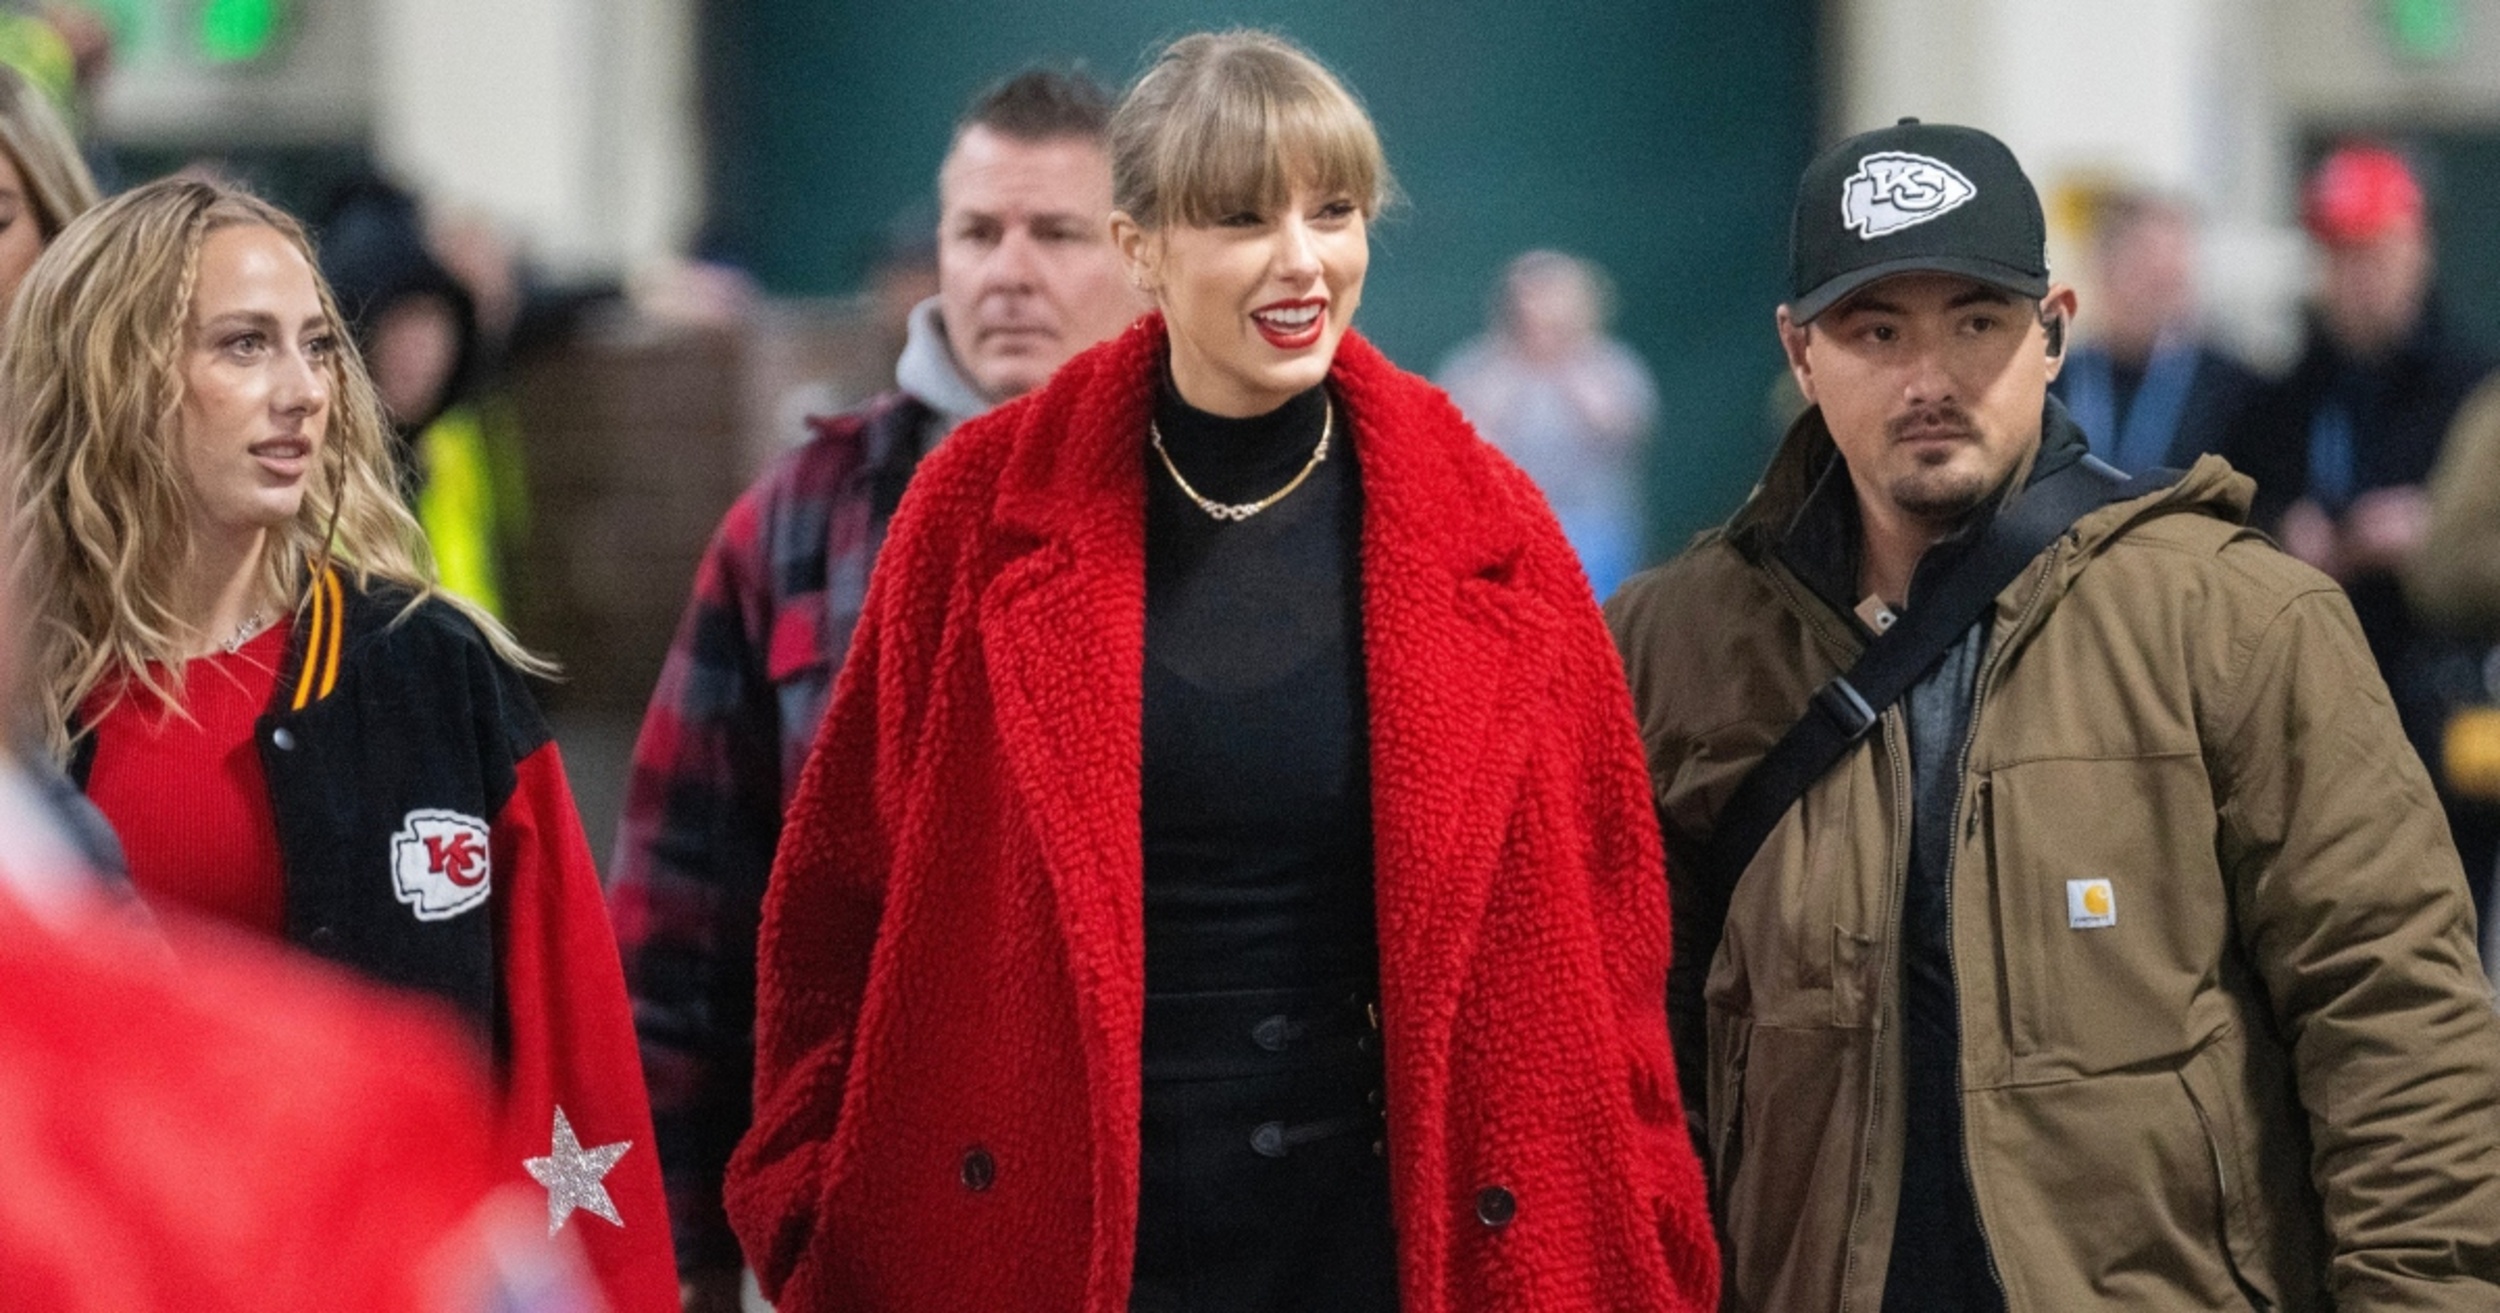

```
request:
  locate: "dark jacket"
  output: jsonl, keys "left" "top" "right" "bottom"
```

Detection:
{"left": 2220, "top": 305, "right": 2488, "bottom": 681}
{"left": 2223, "top": 304, "right": 2489, "bottom": 530}
{"left": 2050, "top": 337, "right": 2258, "bottom": 471}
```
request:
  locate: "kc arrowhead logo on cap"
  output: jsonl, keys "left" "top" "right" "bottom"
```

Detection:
{"left": 1787, "top": 118, "right": 2048, "bottom": 323}
{"left": 1843, "top": 152, "right": 1978, "bottom": 239}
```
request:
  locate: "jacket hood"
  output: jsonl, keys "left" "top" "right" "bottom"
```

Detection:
{"left": 315, "top": 175, "right": 481, "bottom": 438}
{"left": 893, "top": 296, "right": 993, "bottom": 435}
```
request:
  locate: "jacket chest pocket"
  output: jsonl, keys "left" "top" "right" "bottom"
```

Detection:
{"left": 1976, "top": 752, "right": 2225, "bottom": 1073}
{"left": 1716, "top": 747, "right": 1887, "bottom": 1029}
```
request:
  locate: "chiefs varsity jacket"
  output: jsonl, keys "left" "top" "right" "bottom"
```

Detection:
{"left": 73, "top": 568, "right": 679, "bottom": 1313}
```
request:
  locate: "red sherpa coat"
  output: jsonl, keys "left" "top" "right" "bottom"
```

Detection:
{"left": 726, "top": 316, "right": 1718, "bottom": 1312}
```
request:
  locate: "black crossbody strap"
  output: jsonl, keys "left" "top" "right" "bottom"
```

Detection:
{"left": 1696, "top": 455, "right": 2179, "bottom": 890}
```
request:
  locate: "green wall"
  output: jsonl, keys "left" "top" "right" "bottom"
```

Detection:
{"left": 2377, "top": 129, "right": 2500, "bottom": 360}
{"left": 702, "top": 1, "right": 1820, "bottom": 560}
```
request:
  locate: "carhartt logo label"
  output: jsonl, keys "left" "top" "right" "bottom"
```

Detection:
{"left": 392, "top": 809, "right": 492, "bottom": 921}
{"left": 1842, "top": 152, "right": 1977, "bottom": 239}
{"left": 2067, "top": 879, "right": 2117, "bottom": 930}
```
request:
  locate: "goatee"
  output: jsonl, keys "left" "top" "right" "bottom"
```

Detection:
{"left": 1886, "top": 403, "right": 1991, "bottom": 522}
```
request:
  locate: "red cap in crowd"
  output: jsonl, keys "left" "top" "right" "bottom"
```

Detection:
{"left": 2303, "top": 143, "right": 2425, "bottom": 245}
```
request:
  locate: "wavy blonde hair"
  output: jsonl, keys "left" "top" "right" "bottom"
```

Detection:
{"left": 3, "top": 176, "right": 547, "bottom": 756}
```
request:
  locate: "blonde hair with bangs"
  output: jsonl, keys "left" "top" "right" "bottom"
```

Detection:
{"left": 2, "top": 176, "right": 547, "bottom": 757}
{"left": 1110, "top": 29, "right": 1395, "bottom": 230}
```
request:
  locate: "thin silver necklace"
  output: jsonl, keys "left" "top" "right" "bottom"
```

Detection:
{"left": 218, "top": 607, "right": 272, "bottom": 655}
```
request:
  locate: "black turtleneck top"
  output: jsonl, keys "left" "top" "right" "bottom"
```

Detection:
{"left": 1140, "top": 380, "right": 1377, "bottom": 995}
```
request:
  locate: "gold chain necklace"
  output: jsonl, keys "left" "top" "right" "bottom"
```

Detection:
{"left": 1149, "top": 396, "right": 1332, "bottom": 523}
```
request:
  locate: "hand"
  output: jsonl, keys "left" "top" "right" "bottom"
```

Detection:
{"left": 2338, "top": 485, "right": 2431, "bottom": 574}
{"left": 2278, "top": 498, "right": 2345, "bottom": 579}
{"left": 681, "top": 1268, "right": 749, "bottom": 1313}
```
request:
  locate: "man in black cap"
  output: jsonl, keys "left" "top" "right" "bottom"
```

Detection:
{"left": 1607, "top": 120, "right": 2500, "bottom": 1310}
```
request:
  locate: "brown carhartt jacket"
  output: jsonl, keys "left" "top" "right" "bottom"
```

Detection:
{"left": 1606, "top": 410, "right": 2500, "bottom": 1311}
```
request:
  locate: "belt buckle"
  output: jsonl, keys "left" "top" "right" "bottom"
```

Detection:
{"left": 1812, "top": 676, "right": 1879, "bottom": 742}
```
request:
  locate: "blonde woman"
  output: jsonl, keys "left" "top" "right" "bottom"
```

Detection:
{"left": 729, "top": 30, "right": 1715, "bottom": 1313}
{"left": 2, "top": 177, "right": 677, "bottom": 1313}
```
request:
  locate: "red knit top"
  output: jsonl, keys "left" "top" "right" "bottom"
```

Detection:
{"left": 85, "top": 623, "right": 290, "bottom": 937}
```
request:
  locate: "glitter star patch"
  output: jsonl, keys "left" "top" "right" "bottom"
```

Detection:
{"left": 523, "top": 1106, "right": 631, "bottom": 1234}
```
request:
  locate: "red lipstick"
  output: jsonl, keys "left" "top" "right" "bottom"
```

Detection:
{"left": 1251, "top": 298, "right": 1327, "bottom": 350}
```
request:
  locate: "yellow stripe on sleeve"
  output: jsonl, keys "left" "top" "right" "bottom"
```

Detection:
{"left": 290, "top": 570, "right": 327, "bottom": 711}
{"left": 318, "top": 570, "right": 344, "bottom": 700}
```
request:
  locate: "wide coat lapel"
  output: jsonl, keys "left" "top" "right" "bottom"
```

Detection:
{"left": 1331, "top": 334, "right": 1562, "bottom": 1196}
{"left": 972, "top": 321, "right": 1155, "bottom": 1285}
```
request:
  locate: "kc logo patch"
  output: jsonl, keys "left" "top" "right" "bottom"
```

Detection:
{"left": 391, "top": 809, "right": 492, "bottom": 921}
{"left": 1842, "top": 151, "right": 1977, "bottom": 239}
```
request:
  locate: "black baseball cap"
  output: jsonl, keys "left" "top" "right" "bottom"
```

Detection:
{"left": 1787, "top": 118, "right": 2049, "bottom": 323}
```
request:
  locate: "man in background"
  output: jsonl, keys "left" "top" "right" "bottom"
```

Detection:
{"left": 2050, "top": 188, "right": 2257, "bottom": 470}
{"left": 1438, "top": 249, "right": 1659, "bottom": 598}
{"left": 2223, "top": 142, "right": 2499, "bottom": 905}
{"left": 607, "top": 66, "right": 1145, "bottom": 1312}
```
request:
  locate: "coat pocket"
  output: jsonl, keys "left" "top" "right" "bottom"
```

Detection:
{"left": 1976, "top": 753, "right": 2222, "bottom": 1072}
{"left": 2179, "top": 1058, "right": 2276, "bottom": 1311}
{"left": 2176, "top": 1033, "right": 2330, "bottom": 1312}
{"left": 1711, "top": 1012, "right": 1873, "bottom": 1312}
{"left": 1720, "top": 749, "right": 1872, "bottom": 1022}
{"left": 1705, "top": 1008, "right": 1751, "bottom": 1220}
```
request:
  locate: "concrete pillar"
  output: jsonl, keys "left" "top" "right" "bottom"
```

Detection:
{"left": 371, "top": 0, "right": 700, "bottom": 280}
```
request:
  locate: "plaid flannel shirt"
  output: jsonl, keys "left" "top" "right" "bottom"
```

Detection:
{"left": 609, "top": 391, "right": 932, "bottom": 1272}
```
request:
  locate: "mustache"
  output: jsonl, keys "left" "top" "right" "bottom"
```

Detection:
{"left": 1888, "top": 404, "right": 1979, "bottom": 444}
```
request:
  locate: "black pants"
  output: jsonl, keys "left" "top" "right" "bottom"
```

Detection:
{"left": 1131, "top": 983, "right": 1399, "bottom": 1313}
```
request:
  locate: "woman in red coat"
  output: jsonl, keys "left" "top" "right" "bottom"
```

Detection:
{"left": 729, "top": 29, "right": 1716, "bottom": 1313}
